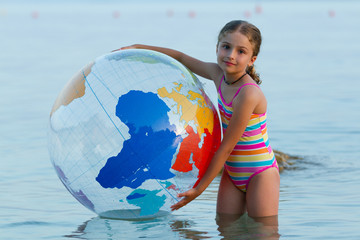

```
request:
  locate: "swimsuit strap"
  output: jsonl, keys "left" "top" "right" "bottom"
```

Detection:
{"left": 232, "top": 83, "right": 260, "bottom": 100}
{"left": 218, "top": 76, "right": 260, "bottom": 106}
{"left": 218, "top": 75, "right": 224, "bottom": 93}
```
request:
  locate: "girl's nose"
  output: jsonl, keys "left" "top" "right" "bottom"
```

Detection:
{"left": 227, "top": 49, "right": 235, "bottom": 60}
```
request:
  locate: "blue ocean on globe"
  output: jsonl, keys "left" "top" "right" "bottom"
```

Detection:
{"left": 96, "top": 91, "right": 180, "bottom": 190}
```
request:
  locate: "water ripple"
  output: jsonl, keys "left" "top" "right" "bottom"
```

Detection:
{"left": 5, "top": 221, "right": 53, "bottom": 228}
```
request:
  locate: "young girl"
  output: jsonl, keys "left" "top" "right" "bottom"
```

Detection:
{"left": 119, "top": 20, "right": 280, "bottom": 219}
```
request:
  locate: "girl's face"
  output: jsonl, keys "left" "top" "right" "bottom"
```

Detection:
{"left": 216, "top": 31, "right": 257, "bottom": 77}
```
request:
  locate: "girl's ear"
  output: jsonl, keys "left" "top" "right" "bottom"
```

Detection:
{"left": 248, "top": 55, "right": 257, "bottom": 67}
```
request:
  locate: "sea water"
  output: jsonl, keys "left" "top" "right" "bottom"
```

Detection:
{"left": 1, "top": 0, "right": 360, "bottom": 239}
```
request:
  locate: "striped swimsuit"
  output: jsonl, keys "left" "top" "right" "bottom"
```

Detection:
{"left": 218, "top": 80, "right": 278, "bottom": 192}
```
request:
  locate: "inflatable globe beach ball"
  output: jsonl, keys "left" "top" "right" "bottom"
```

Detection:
{"left": 48, "top": 49, "right": 221, "bottom": 220}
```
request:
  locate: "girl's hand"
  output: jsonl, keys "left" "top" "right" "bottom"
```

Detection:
{"left": 170, "top": 188, "right": 201, "bottom": 211}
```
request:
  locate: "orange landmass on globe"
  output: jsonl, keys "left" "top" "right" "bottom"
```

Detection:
{"left": 157, "top": 83, "right": 214, "bottom": 136}
{"left": 50, "top": 62, "right": 94, "bottom": 116}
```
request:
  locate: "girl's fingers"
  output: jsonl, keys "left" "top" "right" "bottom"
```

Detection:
{"left": 171, "top": 199, "right": 189, "bottom": 211}
{"left": 111, "top": 45, "right": 137, "bottom": 52}
{"left": 171, "top": 189, "right": 199, "bottom": 211}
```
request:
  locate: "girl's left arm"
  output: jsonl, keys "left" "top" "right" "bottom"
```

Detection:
{"left": 171, "top": 86, "right": 261, "bottom": 211}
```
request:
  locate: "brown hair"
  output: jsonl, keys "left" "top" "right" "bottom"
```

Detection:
{"left": 217, "top": 20, "right": 262, "bottom": 85}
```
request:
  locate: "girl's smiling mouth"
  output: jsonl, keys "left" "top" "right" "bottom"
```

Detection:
{"left": 224, "top": 61, "right": 235, "bottom": 66}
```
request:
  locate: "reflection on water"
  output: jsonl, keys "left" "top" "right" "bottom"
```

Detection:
{"left": 169, "top": 220, "right": 209, "bottom": 239}
{"left": 66, "top": 217, "right": 148, "bottom": 239}
{"left": 66, "top": 212, "right": 280, "bottom": 239}
{"left": 216, "top": 214, "right": 279, "bottom": 240}
{"left": 98, "top": 209, "right": 170, "bottom": 220}
{"left": 65, "top": 216, "right": 182, "bottom": 239}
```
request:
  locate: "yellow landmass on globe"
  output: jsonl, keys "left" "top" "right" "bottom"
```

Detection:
{"left": 157, "top": 83, "right": 214, "bottom": 135}
{"left": 50, "top": 62, "right": 94, "bottom": 116}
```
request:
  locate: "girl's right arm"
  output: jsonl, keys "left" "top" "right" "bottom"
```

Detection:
{"left": 117, "top": 44, "right": 222, "bottom": 82}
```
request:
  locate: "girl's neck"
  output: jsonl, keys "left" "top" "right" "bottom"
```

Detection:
{"left": 223, "top": 72, "right": 249, "bottom": 85}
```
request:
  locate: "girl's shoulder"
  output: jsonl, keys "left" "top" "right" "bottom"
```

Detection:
{"left": 232, "top": 82, "right": 267, "bottom": 114}
{"left": 239, "top": 82, "right": 262, "bottom": 94}
{"left": 234, "top": 83, "right": 261, "bottom": 102}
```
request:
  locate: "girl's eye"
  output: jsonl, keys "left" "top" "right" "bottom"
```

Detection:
{"left": 222, "top": 45, "right": 230, "bottom": 49}
{"left": 238, "top": 50, "right": 245, "bottom": 54}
